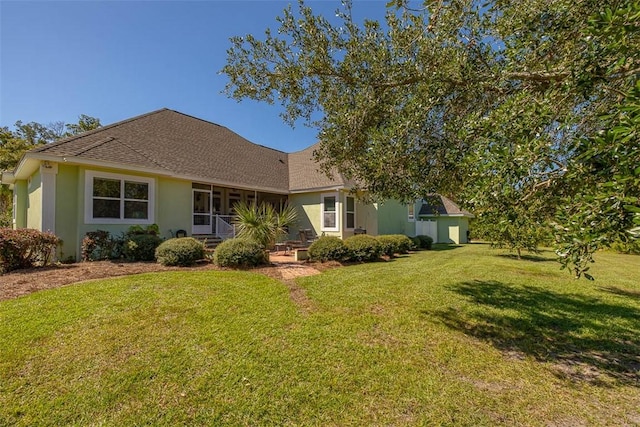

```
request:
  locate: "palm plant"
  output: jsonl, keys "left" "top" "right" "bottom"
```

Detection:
{"left": 233, "top": 201, "right": 298, "bottom": 249}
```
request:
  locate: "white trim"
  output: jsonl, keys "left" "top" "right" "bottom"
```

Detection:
{"left": 19, "top": 153, "right": 289, "bottom": 195}
{"left": 320, "top": 192, "right": 339, "bottom": 232}
{"left": 408, "top": 203, "right": 415, "bottom": 222}
{"left": 12, "top": 191, "right": 17, "bottom": 226}
{"left": 192, "top": 188, "right": 213, "bottom": 235}
{"left": 345, "top": 195, "right": 356, "bottom": 230}
{"left": 84, "top": 170, "right": 155, "bottom": 224}
{"left": 40, "top": 163, "right": 58, "bottom": 233}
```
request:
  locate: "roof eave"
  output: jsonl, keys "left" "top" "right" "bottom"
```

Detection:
{"left": 289, "top": 185, "right": 345, "bottom": 194}
{"left": 18, "top": 153, "right": 290, "bottom": 195}
{"left": 418, "top": 213, "right": 475, "bottom": 218}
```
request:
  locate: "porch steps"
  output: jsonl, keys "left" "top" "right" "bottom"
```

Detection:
{"left": 192, "top": 235, "right": 223, "bottom": 250}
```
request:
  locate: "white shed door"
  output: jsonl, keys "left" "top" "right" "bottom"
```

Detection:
{"left": 416, "top": 219, "right": 437, "bottom": 242}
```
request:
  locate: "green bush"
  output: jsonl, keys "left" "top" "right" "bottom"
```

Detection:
{"left": 376, "top": 235, "right": 399, "bottom": 257}
{"left": 123, "top": 234, "right": 163, "bottom": 261}
{"left": 610, "top": 239, "right": 640, "bottom": 255}
{"left": 376, "top": 234, "right": 415, "bottom": 257}
{"left": 344, "top": 234, "right": 382, "bottom": 262}
{"left": 81, "top": 230, "right": 116, "bottom": 261}
{"left": 214, "top": 238, "right": 267, "bottom": 268}
{"left": 155, "top": 237, "right": 205, "bottom": 266}
{"left": 0, "top": 228, "right": 61, "bottom": 273}
{"left": 412, "top": 235, "right": 434, "bottom": 250}
{"left": 308, "top": 236, "right": 350, "bottom": 262}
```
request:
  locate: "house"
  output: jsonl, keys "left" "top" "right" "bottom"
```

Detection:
{"left": 1, "top": 109, "right": 472, "bottom": 260}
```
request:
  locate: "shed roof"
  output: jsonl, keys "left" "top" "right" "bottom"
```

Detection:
{"left": 418, "top": 194, "right": 473, "bottom": 217}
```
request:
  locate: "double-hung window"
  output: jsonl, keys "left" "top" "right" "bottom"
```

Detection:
{"left": 408, "top": 203, "right": 415, "bottom": 221}
{"left": 321, "top": 193, "right": 339, "bottom": 231}
{"left": 85, "top": 171, "right": 154, "bottom": 224}
{"left": 345, "top": 196, "right": 355, "bottom": 229}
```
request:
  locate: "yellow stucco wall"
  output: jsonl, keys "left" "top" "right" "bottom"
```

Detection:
{"left": 26, "top": 169, "right": 42, "bottom": 229}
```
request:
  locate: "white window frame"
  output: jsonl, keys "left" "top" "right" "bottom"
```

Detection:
{"left": 321, "top": 192, "right": 339, "bottom": 232}
{"left": 345, "top": 195, "right": 356, "bottom": 230}
{"left": 84, "top": 170, "right": 155, "bottom": 224}
{"left": 12, "top": 192, "right": 17, "bottom": 225}
{"left": 408, "top": 203, "right": 415, "bottom": 222}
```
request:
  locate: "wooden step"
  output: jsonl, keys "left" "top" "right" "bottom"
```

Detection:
{"left": 192, "top": 235, "right": 223, "bottom": 250}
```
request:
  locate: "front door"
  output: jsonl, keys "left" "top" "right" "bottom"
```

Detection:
{"left": 192, "top": 189, "right": 212, "bottom": 235}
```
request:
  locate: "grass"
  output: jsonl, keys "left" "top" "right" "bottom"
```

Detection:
{"left": 1, "top": 244, "right": 639, "bottom": 426}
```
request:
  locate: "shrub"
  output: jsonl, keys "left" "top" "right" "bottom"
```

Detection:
{"left": 308, "top": 236, "right": 350, "bottom": 262}
{"left": 376, "top": 235, "right": 399, "bottom": 257}
{"left": 155, "top": 237, "right": 205, "bottom": 266}
{"left": 412, "top": 235, "right": 434, "bottom": 250}
{"left": 214, "top": 238, "right": 267, "bottom": 268}
{"left": 123, "top": 234, "right": 163, "bottom": 261}
{"left": 376, "top": 234, "right": 415, "bottom": 257}
{"left": 610, "top": 239, "right": 640, "bottom": 255}
{"left": 344, "top": 234, "right": 382, "bottom": 262}
{"left": 0, "top": 228, "right": 61, "bottom": 273}
{"left": 81, "top": 230, "right": 115, "bottom": 261}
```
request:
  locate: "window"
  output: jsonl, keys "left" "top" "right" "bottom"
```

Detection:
{"left": 346, "top": 196, "right": 355, "bottom": 229}
{"left": 85, "top": 171, "right": 154, "bottom": 224}
{"left": 321, "top": 193, "right": 339, "bottom": 231}
{"left": 408, "top": 203, "right": 415, "bottom": 221}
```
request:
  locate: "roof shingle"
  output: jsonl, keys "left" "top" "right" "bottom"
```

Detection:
{"left": 33, "top": 109, "right": 291, "bottom": 192}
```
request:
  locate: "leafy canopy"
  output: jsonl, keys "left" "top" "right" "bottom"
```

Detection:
{"left": 223, "top": 0, "right": 639, "bottom": 277}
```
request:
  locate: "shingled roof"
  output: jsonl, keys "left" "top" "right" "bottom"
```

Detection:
{"left": 288, "top": 143, "right": 352, "bottom": 192}
{"left": 30, "top": 109, "right": 291, "bottom": 193}
{"left": 418, "top": 194, "right": 473, "bottom": 217}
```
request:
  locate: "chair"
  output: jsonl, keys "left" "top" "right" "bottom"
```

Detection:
{"left": 299, "top": 229, "right": 319, "bottom": 246}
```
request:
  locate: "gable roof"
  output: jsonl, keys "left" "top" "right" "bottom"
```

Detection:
{"left": 418, "top": 194, "right": 473, "bottom": 217}
{"left": 288, "top": 143, "right": 352, "bottom": 192}
{"left": 29, "top": 109, "right": 291, "bottom": 193}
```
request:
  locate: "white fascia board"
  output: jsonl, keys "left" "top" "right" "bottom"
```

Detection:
{"left": 419, "top": 213, "right": 475, "bottom": 219}
{"left": 23, "top": 154, "right": 290, "bottom": 195}
{"left": 289, "top": 185, "right": 344, "bottom": 194}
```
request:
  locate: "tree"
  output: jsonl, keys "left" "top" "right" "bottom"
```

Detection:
{"left": 223, "top": 0, "right": 639, "bottom": 277}
{"left": 1, "top": 115, "right": 102, "bottom": 227}
{"left": 233, "top": 201, "right": 298, "bottom": 249}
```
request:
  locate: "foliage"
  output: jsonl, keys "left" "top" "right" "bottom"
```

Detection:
{"left": 81, "top": 225, "right": 162, "bottom": 262}
{"left": 214, "top": 237, "right": 268, "bottom": 268}
{"left": 0, "top": 228, "right": 60, "bottom": 273}
{"left": 1, "top": 115, "right": 101, "bottom": 226}
{"left": 376, "top": 234, "right": 414, "bottom": 257}
{"left": 344, "top": 234, "right": 382, "bottom": 262}
{"left": 554, "top": 79, "right": 640, "bottom": 278}
{"left": 122, "top": 234, "right": 162, "bottom": 262}
{"left": 222, "top": 0, "right": 639, "bottom": 277}
{"left": 412, "top": 235, "right": 433, "bottom": 250}
{"left": 155, "top": 237, "right": 205, "bottom": 266}
{"left": 81, "top": 230, "right": 116, "bottom": 261}
{"left": 308, "top": 236, "right": 350, "bottom": 262}
{"left": 234, "top": 201, "right": 298, "bottom": 249}
{"left": 610, "top": 239, "right": 640, "bottom": 255}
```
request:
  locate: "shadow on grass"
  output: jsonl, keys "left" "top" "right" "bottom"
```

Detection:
{"left": 496, "top": 253, "right": 555, "bottom": 263}
{"left": 599, "top": 286, "right": 640, "bottom": 300}
{"left": 430, "top": 244, "right": 462, "bottom": 251}
{"left": 426, "top": 280, "right": 640, "bottom": 386}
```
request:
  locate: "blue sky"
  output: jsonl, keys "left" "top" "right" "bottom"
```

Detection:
{"left": 1, "top": 0, "right": 387, "bottom": 153}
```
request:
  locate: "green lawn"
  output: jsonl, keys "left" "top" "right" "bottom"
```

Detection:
{"left": 1, "top": 244, "right": 639, "bottom": 426}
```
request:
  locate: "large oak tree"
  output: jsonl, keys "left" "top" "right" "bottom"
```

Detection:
{"left": 223, "top": 0, "right": 639, "bottom": 277}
